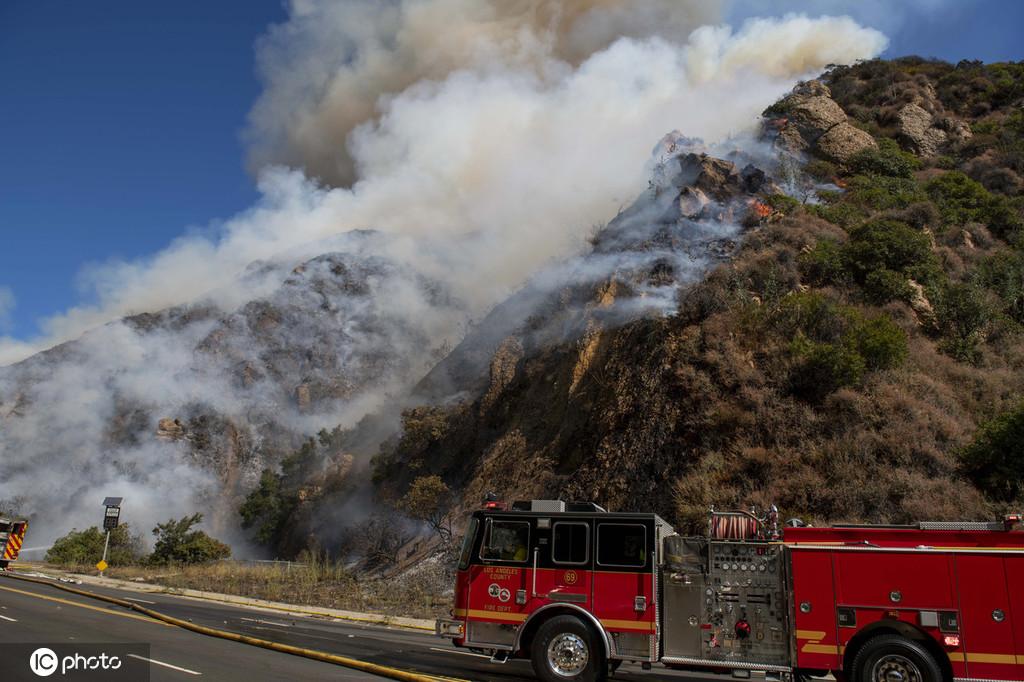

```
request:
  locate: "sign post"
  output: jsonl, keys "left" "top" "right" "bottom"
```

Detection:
{"left": 99, "top": 497, "right": 122, "bottom": 575}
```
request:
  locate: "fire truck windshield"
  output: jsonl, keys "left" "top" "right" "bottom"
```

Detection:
{"left": 481, "top": 519, "right": 530, "bottom": 562}
{"left": 457, "top": 517, "right": 479, "bottom": 570}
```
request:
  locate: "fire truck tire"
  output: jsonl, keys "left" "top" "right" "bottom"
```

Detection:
{"left": 530, "top": 615, "right": 606, "bottom": 682}
{"left": 852, "top": 634, "right": 943, "bottom": 682}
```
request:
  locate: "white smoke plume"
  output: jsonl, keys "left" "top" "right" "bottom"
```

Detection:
{"left": 0, "top": 2, "right": 887, "bottom": 546}
{"left": 2, "top": 6, "right": 885, "bottom": 365}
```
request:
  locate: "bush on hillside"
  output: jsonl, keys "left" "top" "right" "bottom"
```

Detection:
{"left": 975, "top": 250, "right": 1024, "bottom": 325}
{"left": 926, "top": 171, "right": 1024, "bottom": 241}
{"left": 45, "top": 524, "right": 144, "bottom": 566}
{"left": 849, "top": 138, "right": 922, "bottom": 178}
{"left": 960, "top": 402, "right": 1024, "bottom": 502}
{"left": 149, "top": 514, "right": 230, "bottom": 565}
{"left": 846, "top": 175, "right": 928, "bottom": 211}
{"left": 775, "top": 293, "right": 908, "bottom": 401}
{"left": 934, "top": 282, "right": 993, "bottom": 363}
{"left": 788, "top": 339, "right": 866, "bottom": 402}
{"left": 844, "top": 219, "right": 938, "bottom": 301}
{"left": 799, "top": 240, "right": 848, "bottom": 288}
{"left": 239, "top": 469, "right": 290, "bottom": 546}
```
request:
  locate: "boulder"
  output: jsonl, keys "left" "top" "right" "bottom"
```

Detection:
{"left": 676, "top": 186, "right": 711, "bottom": 219}
{"left": 156, "top": 418, "right": 185, "bottom": 441}
{"left": 678, "top": 153, "right": 742, "bottom": 202}
{"left": 896, "top": 103, "right": 947, "bottom": 157}
{"left": 815, "top": 123, "right": 877, "bottom": 163}
{"left": 787, "top": 96, "right": 848, "bottom": 141}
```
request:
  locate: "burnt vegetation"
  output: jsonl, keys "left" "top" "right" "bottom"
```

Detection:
{"left": 244, "top": 58, "right": 1024, "bottom": 557}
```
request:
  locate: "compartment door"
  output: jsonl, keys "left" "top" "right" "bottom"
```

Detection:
{"left": 956, "top": 554, "right": 1017, "bottom": 680}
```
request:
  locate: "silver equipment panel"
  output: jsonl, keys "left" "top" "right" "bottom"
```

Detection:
{"left": 662, "top": 537, "right": 791, "bottom": 668}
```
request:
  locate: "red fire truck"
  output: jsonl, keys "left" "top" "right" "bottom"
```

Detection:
{"left": 435, "top": 499, "right": 1024, "bottom": 682}
{"left": 0, "top": 517, "right": 28, "bottom": 570}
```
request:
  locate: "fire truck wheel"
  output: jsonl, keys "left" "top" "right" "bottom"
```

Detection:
{"left": 531, "top": 615, "right": 605, "bottom": 682}
{"left": 853, "top": 634, "right": 943, "bottom": 682}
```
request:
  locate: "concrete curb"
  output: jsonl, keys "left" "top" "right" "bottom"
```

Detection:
{"left": 16, "top": 565, "right": 435, "bottom": 632}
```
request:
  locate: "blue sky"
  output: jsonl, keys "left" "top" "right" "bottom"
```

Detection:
{"left": 1, "top": 0, "right": 1023, "bottom": 342}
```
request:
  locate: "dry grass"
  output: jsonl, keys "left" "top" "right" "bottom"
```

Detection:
{"left": 51, "top": 554, "right": 453, "bottom": 620}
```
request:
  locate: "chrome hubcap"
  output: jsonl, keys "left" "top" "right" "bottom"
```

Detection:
{"left": 547, "top": 632, "right": 589, "bottom": 677}
{"left": 873, "top": 654, "right": 922, "bottom": 682}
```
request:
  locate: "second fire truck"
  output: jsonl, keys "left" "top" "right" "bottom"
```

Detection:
{"left": 0, "top": 517, "right": 28, "bottom": 570}
{"left": 436, "top": 499, "right": 1024, "bottom": 682}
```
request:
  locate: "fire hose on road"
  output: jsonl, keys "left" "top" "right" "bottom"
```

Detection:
{"left": 1, "top": 570, "right": 463, "bottom": 682}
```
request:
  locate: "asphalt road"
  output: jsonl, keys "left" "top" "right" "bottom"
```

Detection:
{"left": 0, "top": 574, "right": 718, "bottom": 682}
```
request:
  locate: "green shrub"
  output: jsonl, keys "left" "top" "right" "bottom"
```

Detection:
{"left": 926, "top": 171, "right": 1024, "bottom": 240}
{"left": 45, "top": 525, "right": 144, "bottom": 566}
{"left": 805, "top": 159, "right": 838, "bottom": 182}
{"left": 935, "top": 282, "right": 992, "bottom": 363}
{"left": 799, "top": 240, "right": 848, "bottom": 287}
{"left": 848, "top": 314, "right": 909, "bottom": 370}
{"left": 765, "top": 194, "right": 801, "bottom": 215}
{"left": 778, "top": 293, "right": 907, "bottom": 400}
{"left": 806, "top": 201, "right": 867, "bottom": 228}
{"left": 975, "top": 250, "right": 1024, "bottom": 325}
{"left": 775, "top": 292, "right": 846, "bottom": 343}
{"left": 788, "top": 338, "right": 866, "bottom": 402}
{"left": 849, "top": 138, "right": 922, "bottom": 178}
{"left": 960, "top": 401, "right": 1024, "bottom": 502}
{"left": 844, "top": 219, "right": 937, "bottom": 300}
{"left": 863, "top": 268, "right": 915, "bottom": 304}
{"left": 239, "top": 469, "right": 291, "bottom": 546}
{"left": 847, "top": 175, "right": 928, "bottom": 210}
{"left": 150, "top": 514, "right": 231, "bottom": 565}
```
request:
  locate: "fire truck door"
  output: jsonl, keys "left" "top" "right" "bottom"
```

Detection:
{"left": 955, "top": 554, "right": 1017, "bottom": 680}
{"left": 591, "top": 522, "right": 657, "bottom": 655}
{"left": 466, "top": 516, "right": 533, "bottom": 645}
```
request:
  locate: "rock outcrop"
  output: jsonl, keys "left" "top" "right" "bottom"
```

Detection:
{"left": 896, "top": 102, "right": 972, "bottom": 158}
{"left": 0, "top": 235, "right": 465, "bottom": 539}
{"left": 766, "top": 80, "right": 877, "bottom": 162}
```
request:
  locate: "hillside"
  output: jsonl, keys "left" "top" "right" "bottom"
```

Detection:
{"left": 246, "top": 57, "right": 1024, "bottom": 557}
{"left": 6, "top": 57, "right": 1023, "bottom": 559}
{"left": 0, "top": 231, "right": 465, "bottom": 542}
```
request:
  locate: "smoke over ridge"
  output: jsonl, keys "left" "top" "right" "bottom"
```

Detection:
{"left": 0, "top": 1, "right": 886, "bottom": 545}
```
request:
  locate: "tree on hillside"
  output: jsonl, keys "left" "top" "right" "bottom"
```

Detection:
{"left": 45, "top": 524, "right": 144, "bottom": 566}
{"left": 239, "top": 469, "right": 291, "bottom": 546}
{"left": 401, "top": 475, "right": 454, "bottom": 545}
{"left": 149, "top": 514, "right": 231, "bottom": 565}
{"left": 960, "top": 402, "right": 1024, "bottom": 502}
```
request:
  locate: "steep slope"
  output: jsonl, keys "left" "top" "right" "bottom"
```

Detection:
{"left": 366, "top": 59, "right": 1023, "bottom": 537}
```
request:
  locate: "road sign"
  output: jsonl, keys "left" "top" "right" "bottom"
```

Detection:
{"left": 95, "top": 560, "right": 108, "bottom": 572}
{"left": 103, "top": 503, "right": 120, "bottom": 530}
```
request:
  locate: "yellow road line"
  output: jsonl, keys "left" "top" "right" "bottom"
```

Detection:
{"left": 0, "top": 584, "right": 171, "bottom": 627}
{"left": 1, "top": 574, "right": 461, "bottom": 682}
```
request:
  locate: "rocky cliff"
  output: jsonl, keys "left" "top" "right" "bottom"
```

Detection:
{"left": 0, "top": 231, "right": 464, "bottom": 543}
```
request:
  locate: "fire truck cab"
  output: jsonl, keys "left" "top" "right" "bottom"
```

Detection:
{"left": 436, "top": 500, "right": 1024, "bottom": 682}
{"left": 0, "top": 517, "right": 28, "bottom": 569}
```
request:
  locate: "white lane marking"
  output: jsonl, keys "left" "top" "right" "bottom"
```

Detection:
{"left": 429, "top": 647, "right": 491, "bottom": 659}
{"left": 0, "top": 614, "right": 17, "bottom": 622}
{"left": 240, "top": 616, "right": 290, "bottom": 627}
{"left": 124, "top": 597, "right": 157, "bottom": 604}
{"left": 126, "top": 654, "right": 201, "bottom": 675}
